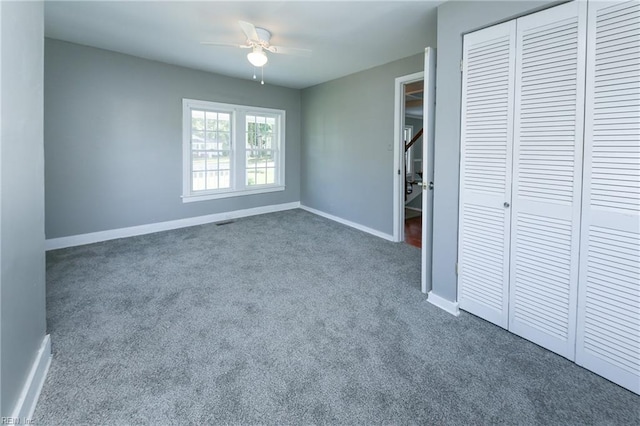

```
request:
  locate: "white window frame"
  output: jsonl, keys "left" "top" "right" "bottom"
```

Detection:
{"left": 182, "top": 98, "right": 286, "bottom": 203}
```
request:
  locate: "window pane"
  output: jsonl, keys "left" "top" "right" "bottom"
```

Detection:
{"left": 246, "top": 151, "right": 258, "bottom": 167}
{"left": 263, "top": 150, "right": 275, "bottom": 166}
{"left": 219, "top": 170, "right": 231, "bottom": 189}
{"left": 219, "top": 151, "right": 230, "bottom": 170}
{"left": 218, "top": 113, "right": 230, "bottom": 131}
{"left": 192, "top": 131, "right": 205, "bottom": 151}
{"left": 192, "top": 172, "right": 205, "bottom": 191}
{"left": 256, "top": 156, "right": 269, "bottom": 169}
{"left": 192, "top": 153, "right": 206, "bottom": 171}
{"left": 256, "top": 167, "right": 267, "bottom": 185}
{"left": 192, "top": 110, "right": 205, "bottom": 130}
{"left": 246, "top": 117, "right": 256, "bottom": 149}
{"left": 191, "top": 108, "right": 232, "bottom": 192}
{"left": 206, "top": 112, "right": 217, "bottom": 131}
{"left": 262, "top": 134, "right": 274, "bottom": 149}
{"left": 246, "top": 162, "right": 268, "bottom": 185}
{"left": 206, "top": 171, "right": 218, "bottom": 190}
{"left": 246, "top": 169, "right": 257, "bottom": 186}
{"left": 220, "top": 132, "right": 230, "bottom": 150}
{"left": 205, "top": 132, "right": 215, "bottom": 150}
{"left": 206, "top": 153, "right": 219, "bottom": 171}
{"left": 246, "top": 149, "right": 276, "bottom": 186}
{"left": 266, "top": 167, "right": 275, "bottom": 185}
{"left": 246, "top": 115, "right": 275, "bottom": 152}
{"left": 247, "top": 151, "right": 274, "bottom": 168}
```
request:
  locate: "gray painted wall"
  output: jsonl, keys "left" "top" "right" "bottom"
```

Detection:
{"left": 1, "top": 1, "right": 47, "bottom": 415}
{"left": 300, "top": 53, "right": 428, "bottom": 235}
{"left": 431, "top": 0, "right": 559, "bottom": 302}
{"left": 44, "top": 39, "right": 301, "bottom": 239}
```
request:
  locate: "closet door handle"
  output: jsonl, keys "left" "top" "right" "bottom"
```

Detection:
{"left": 504, "top": 202, "right": 510, "bottom": 208}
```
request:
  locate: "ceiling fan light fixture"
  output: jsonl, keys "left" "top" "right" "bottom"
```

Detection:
{"left": 247, "top": 48, "right": 268, "bottom": 67}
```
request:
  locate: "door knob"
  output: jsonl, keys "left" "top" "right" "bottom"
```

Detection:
{"left": 424, "top": 181, "right": 434, "bottom": 190}
{"left": 504, "top": 202, "right": 510, "bottom": 208}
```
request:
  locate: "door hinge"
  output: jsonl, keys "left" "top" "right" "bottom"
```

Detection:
{"left": 460, "top": 60, "right": 464, "bottom": 72}
{"left": 398, "top": 169, "right": 401, "bottom": 175}
{"left": 455, "top": 262, "right": 459, "bottom": 275}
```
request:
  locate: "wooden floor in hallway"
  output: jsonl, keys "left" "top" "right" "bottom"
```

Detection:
{"left": 404, "top": 212, "right": 422, "bottom": 249}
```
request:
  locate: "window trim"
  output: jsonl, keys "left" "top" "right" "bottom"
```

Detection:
{"left": 182, "top": 98, "right": 286, "bottom": 203}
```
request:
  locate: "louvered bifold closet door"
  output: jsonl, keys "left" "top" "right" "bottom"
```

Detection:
{"left": 508, "top": 1, "right": 587, "bottom": 359}
{"left": 458, "top": 21, "right": 516, "bottom": 328}
{"left": 576, "top": 0, "right": 640, "bottom": 394}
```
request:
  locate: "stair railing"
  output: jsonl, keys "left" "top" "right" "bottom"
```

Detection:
{"left": 405, "top": 128, "right": 423, "bottom": 200}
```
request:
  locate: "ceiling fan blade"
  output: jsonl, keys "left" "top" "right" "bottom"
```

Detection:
{"left": 200, "top": 42, "right": 245, "bottom": 48}
{"left": 239, "top": 20, "right": 260, "bottom": 42}
{"left": 269, "top": 45, "right": 312, "bottom": 57}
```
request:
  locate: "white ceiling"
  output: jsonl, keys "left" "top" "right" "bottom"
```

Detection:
{"left": 44, "top": 1, "right": 443, "bottom": 89}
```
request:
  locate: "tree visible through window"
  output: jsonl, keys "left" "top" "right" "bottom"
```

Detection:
{"left": 246, "top": 115, "right": 277, "bottom": 186}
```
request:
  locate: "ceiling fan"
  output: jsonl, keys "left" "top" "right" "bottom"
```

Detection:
{"left": 201, "top": 21, "right": 312, "bottom": 84}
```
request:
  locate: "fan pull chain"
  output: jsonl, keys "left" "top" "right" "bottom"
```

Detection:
{"left": 261, "top": 67, "right": 265, "bottom": 85}
{"left": 253, "top": 66, "right": 257, "bottom": 80}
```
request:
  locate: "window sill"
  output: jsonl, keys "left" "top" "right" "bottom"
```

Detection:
{"left": 181, "top": 185, "right": 285, "bottom": 203}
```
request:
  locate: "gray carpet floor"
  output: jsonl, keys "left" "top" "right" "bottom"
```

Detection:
{"left": 35, "top": 209, "right": 639, "bottom": 425}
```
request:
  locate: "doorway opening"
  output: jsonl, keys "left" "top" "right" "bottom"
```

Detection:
{"left": 393, "top": 71, "right": 424, "bottom": 246}
{"left": 403, "top": 81, "right": 424, "bottom": 249}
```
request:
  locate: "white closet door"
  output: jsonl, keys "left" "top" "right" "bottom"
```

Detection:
{"left": 458, "top": 21, "right": 516, "bottom": 328}
{"left": 509, "top": 1, "right": 587, "bottom": 359}
{"left": 576, "top": 0, "right": 640, "bottom": 394}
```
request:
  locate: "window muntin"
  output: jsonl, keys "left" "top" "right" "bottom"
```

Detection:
{"left": 182, "top": 99, "right": 285, "bottom": 202}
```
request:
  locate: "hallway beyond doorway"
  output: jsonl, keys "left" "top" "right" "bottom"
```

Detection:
{"left": 404, "top": 208, "right": 421, "bottom": 248}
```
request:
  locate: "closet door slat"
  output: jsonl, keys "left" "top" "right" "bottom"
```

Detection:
{"left": 508, "top": 1, "right": 587, "bottom": 360}
{"left": 458, "top": 22, "right": 516, "bottom": 328}
{"left": 576, "top": 0, "right": 640, "bottom": 394}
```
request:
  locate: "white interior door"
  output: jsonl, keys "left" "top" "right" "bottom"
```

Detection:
{"left": 457, "top": 21, "right": 516, "bottom": 328}
{"left": 575, "top": 0, "right": 640, "bottom": 394}
{"left": 421, "top": 47, "right": 436, "bottom": 294}
{"left": 508, "top": 0, "right": 587, "bottom": 359}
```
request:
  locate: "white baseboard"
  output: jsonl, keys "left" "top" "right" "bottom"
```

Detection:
{"left": 300, "top": 205, "right": 395, "bottom": 242}
{"left": 427, "top": 291, "right": 460, "bottom": 317}
{"left": 10, "top": 334, "right": 52, "bottom": 420}
{"left": 46, "top": 201, "right": 301, "bottom": 250}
